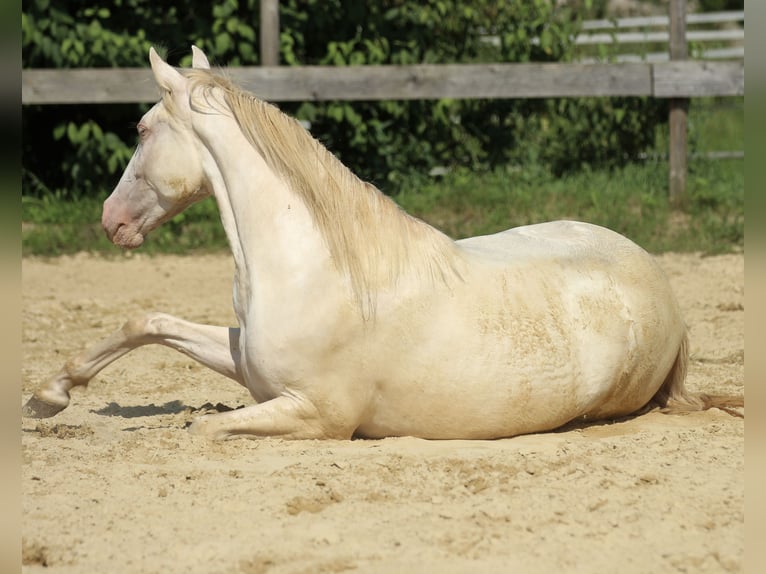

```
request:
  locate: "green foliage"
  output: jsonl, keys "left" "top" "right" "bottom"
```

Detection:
{"left": 22, "top": 0, "right": 150, "bottom": 67}
{"left": 697, "top": 0, "right": 744, "bottom": 12}
{"left": 286, "top": 0, "right": 665, "bottom": 184}
{"left": 23, "top": 0, "right": 668, "bottom": 206}
{"left": 277, "top": 0, "right": 665, "bottom": 185}
{"left": 396, "top": 158, "right": 743, "bottom": 255}
{"left": 22, "top": 0, "right": 265, "bottom": 202}
{"left": 533, "top": 97, "right": 668, "bottom": 175}
{"left": 53, "top": 120, "right": 134, "bottom": 198}
{"left": 22, "top": 192, "right": 228, "bottom": 256}
{"left": 22, "top": 103, "right": 140, "bottom": 201}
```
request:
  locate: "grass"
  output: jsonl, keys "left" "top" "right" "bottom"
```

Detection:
{"left": 397, "top": 155, "right": 743, "bottom": 254}
{"left": 22, "top": 98, "right": 743, "bottom": 257}
{"left": 22, "top": 195, "right": 228, "bottom": 256}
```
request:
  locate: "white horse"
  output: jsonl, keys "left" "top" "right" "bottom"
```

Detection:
{"left": 23, "top": 46, "right": 737, "bottom": 439}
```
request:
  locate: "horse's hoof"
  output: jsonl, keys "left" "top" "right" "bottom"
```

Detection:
{"left": 187, "top": 415, "right": 228, "bottom": 440}
{"left": 187, "top": 415, "right": 212, "bottom": 436}
{"left": 22, "top": 395, "right": 69, "bottom": 418}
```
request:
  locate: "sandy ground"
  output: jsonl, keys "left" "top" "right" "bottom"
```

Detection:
{"left": 21, "top": 251, "right": 744, "bottom": 573}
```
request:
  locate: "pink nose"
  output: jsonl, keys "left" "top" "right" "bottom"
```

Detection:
{"left": 101, "top": 194, "right": 126, "bottom": 242}
{"left": 100, "top": 193, "right": 146, "bottom": 249}
{"left": 101, "top": 195, "right": 116, "bottom": 239}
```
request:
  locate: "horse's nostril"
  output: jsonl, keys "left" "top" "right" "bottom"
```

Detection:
{"left": 102, "top": 221, "right": 123, "bottom": 241}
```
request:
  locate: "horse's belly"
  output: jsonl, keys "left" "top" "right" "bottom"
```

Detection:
{"left": 355, "top": 323, "right": 645, "bottom": 440}
{"left": 355, "top": 365, "right": 584, "bottom": 440}
{"left": 354, "top": 321, "right": 597, "bottom": 440}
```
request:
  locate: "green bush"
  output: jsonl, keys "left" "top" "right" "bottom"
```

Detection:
{"left": 279, "top": 0, "right": 666, "bottom": 183}
{"left": 697, "top": 0, "right": 744, "bottom": 12}
{"left": 23, "top": 0, "right": 667, "bottom": 201}
{"left": 22, "top": 0, "right": 258, "bottom": 202}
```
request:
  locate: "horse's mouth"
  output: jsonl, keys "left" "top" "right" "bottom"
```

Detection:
{"left": 108, "top": 223, "right": 145, "bottom": 249}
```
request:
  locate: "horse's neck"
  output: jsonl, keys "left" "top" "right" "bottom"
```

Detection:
{"left": 195, "top": 108, "right": 462, "bottom": 319}
{"left": 196, "top": 115, "right": 336, "bottom": 312}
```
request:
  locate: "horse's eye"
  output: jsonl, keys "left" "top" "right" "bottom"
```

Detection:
{"left": 137, "top": 124, "right": 149, "bottom": 141}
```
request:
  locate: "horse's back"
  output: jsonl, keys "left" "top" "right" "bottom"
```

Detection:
{"left": 456, "top": 220, "right": 644, "bottom": 265}
{"left": 456, "top": 220, "right": 680, "bottom": 328}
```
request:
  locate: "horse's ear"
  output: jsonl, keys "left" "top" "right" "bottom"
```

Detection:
{"left": 191, "top": 45, "right": 211, "bottom": 70}
{"left": 149, "top": 47, "right": 186, "bottom": 93}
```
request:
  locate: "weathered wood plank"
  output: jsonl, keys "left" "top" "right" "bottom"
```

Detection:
{"left": 653, "top": 61, "right": 744, "bottom": 97}
{"left": 22, "top": 69, "right": 159, "bottom": 104}
{"left": 21, "top": 61, "right": 744, "bottom": 105}
{"left": 232, "top": 63, "right": 653, "bottom": 100}
{"left": 574, "top": 28, "right": 743, "bottom": 45}
{"left": 22, "top": 63, "right": 653, "bottom": 104}
{"left": 580, "top": 10, "right": 744, "bottom": 30}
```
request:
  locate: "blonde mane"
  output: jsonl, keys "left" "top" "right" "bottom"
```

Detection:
{"left": 183, "top": 70, "right": 462, "bottom": 317}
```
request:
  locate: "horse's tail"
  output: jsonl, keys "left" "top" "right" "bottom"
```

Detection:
{"left": 650, "top": 331, "right": 744, "bottom": 418}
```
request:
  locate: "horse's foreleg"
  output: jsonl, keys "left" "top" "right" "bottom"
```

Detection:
{"left": 23, "top": 312, "right": 242, "bottom": 418}
{"left": 187, "top": 394, "right": 347, "bottom": 440}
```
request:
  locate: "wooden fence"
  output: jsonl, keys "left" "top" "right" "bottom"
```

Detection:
{"left": 20, "top": 61, "right": 743, "bottom": 104}
{"left": 576, "top": 10, "right": 743, "bottom": 60}
{"left": 21, "top": 1, "right": 744, "bottom": 202}
{"left": 482, "top": 10, "right": 745, "bottom": 62}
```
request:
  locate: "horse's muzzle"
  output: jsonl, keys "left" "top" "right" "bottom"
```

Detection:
{"left": 102, "top": 196, "right": 145, "bottom": 248}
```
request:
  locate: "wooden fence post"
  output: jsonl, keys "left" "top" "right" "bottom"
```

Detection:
{"left": 668, "top": 0, "right": 688, "bottom": 207}
{"left": 260, "top": 0, "right": 280, "bottom": 66}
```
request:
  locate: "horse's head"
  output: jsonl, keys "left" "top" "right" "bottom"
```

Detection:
{"left": 102, "top": 47, "right": 212, "bottom": 248}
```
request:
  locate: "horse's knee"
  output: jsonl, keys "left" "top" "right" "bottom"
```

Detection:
{"left": 121, "top": 312, "right": 172, "bottom": 340}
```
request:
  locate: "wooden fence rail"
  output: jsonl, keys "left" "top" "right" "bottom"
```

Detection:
{"left": 580, "top": 9, "right": 744, "bottom": 29}
{"left": 21, "top": 60, "right": 743, "bottom": 105}
{"left": 573, "top": 28, "right": 743, "bottom": 45}
{"left": 576, "top": 9, "right": 744, "bottom": 63}
{"left": 479, "top": 10, "right": 744, "bottom": 62}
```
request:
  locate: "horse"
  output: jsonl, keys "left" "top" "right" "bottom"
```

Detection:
{"left": 22, "top": 46, "right": 741, "bottom": 440}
